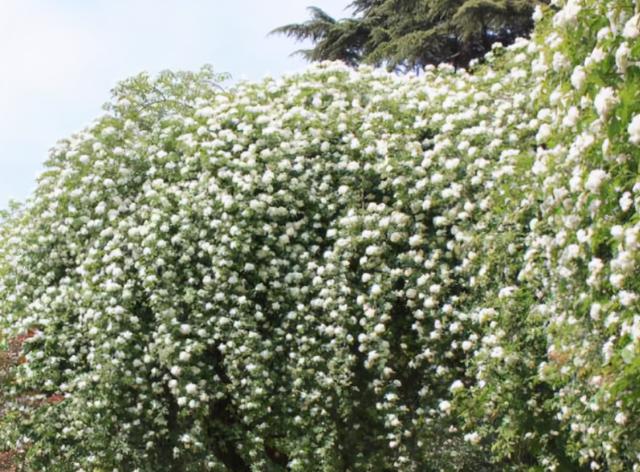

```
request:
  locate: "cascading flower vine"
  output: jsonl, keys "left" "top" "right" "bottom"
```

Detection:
{"left": 0, "top": 0, "right": 639, "bottom": 470}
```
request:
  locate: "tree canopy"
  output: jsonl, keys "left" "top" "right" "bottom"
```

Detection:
{"left": 273, "top": 0, "right": 548, "bottom": 69}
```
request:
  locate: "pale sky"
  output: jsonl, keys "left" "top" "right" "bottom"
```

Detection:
{"left": 0, "top": 0, "right": 350, "bottom": 210}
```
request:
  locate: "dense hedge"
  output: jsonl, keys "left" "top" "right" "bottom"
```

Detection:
{"left": 1, "top": 0, "right": 639, "bottom": 470}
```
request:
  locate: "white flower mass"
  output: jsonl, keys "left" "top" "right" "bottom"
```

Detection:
{"left": 0, "top": 0, "right": 639, "bottom": 470}
{"left": 628, "top": 114, "right": 640, "bottom": 144}
{"left": 594, "top": 86, "right": 617, "bottom": 118}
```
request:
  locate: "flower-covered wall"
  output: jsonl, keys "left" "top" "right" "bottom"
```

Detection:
{"left": 0, "top": 0, "right": 639, "bottom": 470}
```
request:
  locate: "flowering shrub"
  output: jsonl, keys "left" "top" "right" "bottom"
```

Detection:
{"left": 0, "top": 0, "right": 639, "bottom": 470}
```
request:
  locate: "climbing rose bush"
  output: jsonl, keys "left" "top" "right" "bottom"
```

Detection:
{"left": 1, "top": 0, "right": 639, "bottom": 470}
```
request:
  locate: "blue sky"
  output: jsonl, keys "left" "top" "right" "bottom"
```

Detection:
{"left": 0, "top": 0, "right": 349, "bottom": 210}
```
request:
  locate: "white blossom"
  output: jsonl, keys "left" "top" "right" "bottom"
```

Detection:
{"left": 615, "top": 42, "right": 631, "bottom": 74}
{"left": 614, "top": 412, "right": 627, "bottom": 425}
{"left": 622, "top": 14, "right": 640, "bottom": 38}
{"left": 585, "top": 169, "right": 608, "bottom": 193}
{"left": 628, "top": 115, "right": 640, "bottom": 145}
{"left": 438, "top": 400, "right": 452, "bottom": 414}
{"left": 593, "top": 87, "right": 617, "bottom": 119}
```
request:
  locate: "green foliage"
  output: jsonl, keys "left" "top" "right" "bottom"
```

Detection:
{"left": 273, "top": 0, "right": 548, "bottom": 69}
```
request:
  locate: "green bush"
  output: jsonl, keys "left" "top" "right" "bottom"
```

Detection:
{"left": 1, "top": 1, "right": 639, "bottom": 470}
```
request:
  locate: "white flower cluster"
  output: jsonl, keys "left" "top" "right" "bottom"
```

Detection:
{"left": 510, "top": 0, "right": 640, "bottom": 469}
{"left": 0, "top": 0, "right": 639, "bottom": 470}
